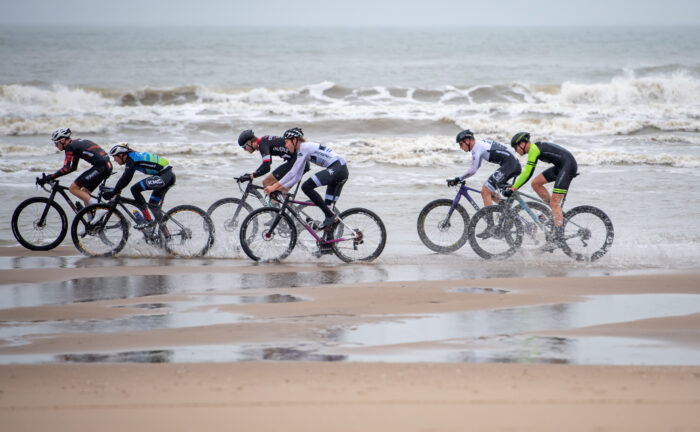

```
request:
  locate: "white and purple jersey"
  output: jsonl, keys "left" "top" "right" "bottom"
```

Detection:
{"left": 460, "top": 139, "right": 515, "bottom": 180}
{"left": 279, "top": 141, "right": 346, "bottom": 189}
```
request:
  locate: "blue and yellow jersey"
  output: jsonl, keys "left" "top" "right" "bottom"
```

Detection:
{"left": 113, "top": 151, "right": 171, "bottom": 193}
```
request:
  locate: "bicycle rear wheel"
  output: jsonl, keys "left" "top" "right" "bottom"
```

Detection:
{"left": 207, "top": 197, "right": 254, "bottom": 252}
{"left": 416, "top": 199, "right": 469, "bottom": 253}
{"left": 12, "top": 197, "right": 68, "bottom": 251}
{"left": 331, "top": 208, "right": 387, "bottom": 262}
{"left": 239, "top": 207, "right": 297, "bottom": 262}
{"left": 162, "top": 205, "right": 214, "bottom": 257}
{"left": 467, "top": 205, "right": 523, "bottom": 260}
{"left": 560, "top": 205, "right": 614, "bottom": 262}
{"left": 71, "top": 204, "right": 129, "bottom": 257}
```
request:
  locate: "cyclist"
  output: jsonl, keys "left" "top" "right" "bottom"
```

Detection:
{"left": 237, "top": 129, "right": 307, "bottom": 187}
{"left": 103, "top": 143, "right": 175, "bottom": 229}
{"left": 449, "top": 129, "right": 521, "bottom": 207}
{"left": 38, "top": 128, "right": 113, "bottom": 209}
{"left": 264, "top": 128, "right": 348, "bottom": 230}
{"left": 506, "top": 132, "right": 578, "bottom": 247}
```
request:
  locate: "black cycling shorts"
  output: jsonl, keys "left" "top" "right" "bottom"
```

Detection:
{"left": 485, "top": 159, "right": 521, "bottom": 192}
{"left": 310, "top": 161, "right": 349, "bottom": 202}
{"left": 542, "top": 157, "right": 578, "bottom": 194}
{"left": 74, "top": 162, "right": 112, "bottom": 191}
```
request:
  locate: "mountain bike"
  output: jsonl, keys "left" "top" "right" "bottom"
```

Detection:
{"left": 206, "top": 176, "right": 273, "bottom": 251}
{"left": 467, "top": 187, "right": 614, "bottom": 261}
{"left": 239, "top": 185, "right": 386, "bottom": 263}
{"left": 416, "top": 179, "right": 485, "bottom": 253}
{"left": 11, "top": 177, "right": 108, "bottom": 251}
{"left": 70, "top": 186, "right": 214, "bottom": 257}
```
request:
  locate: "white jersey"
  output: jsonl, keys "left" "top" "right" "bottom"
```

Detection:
{"left": 279, "top": 141, "right": 346, "bottom": 189}
{"left": 460, "top": 139, "right": 513, "bottom": 179}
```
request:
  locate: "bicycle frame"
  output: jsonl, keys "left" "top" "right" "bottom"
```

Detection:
{"left": 450, "top": 181, "right": 483, "bottom": 214}
{"left": 37, "top": 178, "right": 108, "bottom": 219}
{"left": 266, "top": 185, "right": 356, "bottom": 247}
{"left": 237, "top": 178, "right": 271, "bottom": 207}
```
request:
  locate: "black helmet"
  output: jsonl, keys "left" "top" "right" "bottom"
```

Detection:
{"left": 238, "top": 129, "right": 255, "bottom": 147}
{"left": 283, "top": 127, "right": 304, "bottom": 139}
{"left": 455, "top": 129, "right": 474, "bottom": 143}
{"left": 510, "top": 132, "right": 530, "bottom": 148}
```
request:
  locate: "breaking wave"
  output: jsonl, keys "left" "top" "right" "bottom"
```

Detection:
{"left": 1, "top": 70, "right": 699, "bottom": 140}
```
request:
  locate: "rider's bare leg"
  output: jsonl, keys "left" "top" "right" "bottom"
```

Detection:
{"left": 531, "top": 174, "right": 551, "bottom": 204}
{"left": 480, "top": 184, "right": 498, "bottom": 206}
{"left": 550, "top": 193, "right": 565, "bottom": 227}
{"left": 69, "top": 183, "right": 94, "bottom": 206}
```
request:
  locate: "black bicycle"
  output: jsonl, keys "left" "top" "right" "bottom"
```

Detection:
{"left": 70, "top": 186, "right": 215, "bottom": 257}
{"left": 11, "top": 177, "right": 107, "bottom": 251}
{"left": 206, "top": 176, "right": 273, "bottom": 251}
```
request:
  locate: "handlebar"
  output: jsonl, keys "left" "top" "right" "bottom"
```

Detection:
{"left": 235, "top": 174, "right": 252, "bottom": 192}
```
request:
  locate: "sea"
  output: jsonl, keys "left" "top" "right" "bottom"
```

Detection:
{"left": 1, "top": 25, "right": 699, "bottom": 272}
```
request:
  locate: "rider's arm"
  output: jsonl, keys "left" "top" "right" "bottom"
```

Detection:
{"left": 512, "top": 143, "right": 540, "bottom": 190}
{"left": 460, "top": 153, "right": 483, "bottom": 180}
{"left": 252, "top": 160, "right": 272, "bottom": 178}
{"left": 49, "top": 149, "right": 79, "bottom": 180}
{"left": 112, "top": 158, "right": 136, "bottom": 194}
{"left": 276, "top": 152, "right": 308, "bottom": 190}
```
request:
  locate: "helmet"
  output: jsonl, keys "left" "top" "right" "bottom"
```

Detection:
{"left": 238, "top": 129, "right": 255, "bottom": 147}
{"left": 51, "top": 127, "right": 71, "bottom": 142}
{"left": 283, "top": 127, "right": 304, "bottom": 140}
{"left": 455, "top": 129, "right": 474, "bottom": 143}
{"left": 109, "top": 143, "right": 131, "bottom": 157}
{"left": 510, "top": 132, "right": 530, "bottom": 148}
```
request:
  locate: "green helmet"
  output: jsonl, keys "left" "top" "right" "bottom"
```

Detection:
{"left": 510, "top": 132, "right": 530, "bottom": 148}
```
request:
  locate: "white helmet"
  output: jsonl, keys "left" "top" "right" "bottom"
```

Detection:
{"left": 109, "top": 143, "right": 131, "bottom": 156}
{"left": 51, "top": 127, "right": 71, "bottom": 142}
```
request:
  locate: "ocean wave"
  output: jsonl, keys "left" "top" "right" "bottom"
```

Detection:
{"left": 557, "top": 71, "right": 700, "bottom": 105}
{"left": 1, "top": 70, "right": 699, "bottom": 138}
{"left": 2, "top": 137, "right": 699, "bottom": 176}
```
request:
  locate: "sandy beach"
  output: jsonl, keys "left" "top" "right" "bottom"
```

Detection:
{"left": 1, "top": 246, "right": 699, "bottom": 431}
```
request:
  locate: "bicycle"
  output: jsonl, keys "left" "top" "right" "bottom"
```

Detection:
{"left": 416, "top": 179, "right": 485, "bottom": 253}
{"left": 467, "top": 187, "right": 614, "bottom": 261}
{"left": 206, "top": 176, "right": 273, "bottom": 251}
{"left": 70, "top": 186, "right": 215, "bottom": 257}
{"left": 11, "top": 177, "right": 108, "bottom": 251}
{"left": 238, "top": 185, "right": 386, "bottom": 263}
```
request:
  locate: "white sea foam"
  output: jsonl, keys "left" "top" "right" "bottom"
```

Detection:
{"left": 1, "top": 72, "right": 699, "bottom": 139}
{"left": 557, "top": 71, "right": 700, "bottom": 105}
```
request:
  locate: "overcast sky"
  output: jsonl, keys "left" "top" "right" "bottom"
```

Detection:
{"left": 1, "top": 0, "right": 699, "bottom": 27}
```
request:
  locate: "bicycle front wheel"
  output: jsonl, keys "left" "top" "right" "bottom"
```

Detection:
{"left": 239, "top": 207, "right": 297, "bottom": 262}
{"left": 71, "top": 204, "right": 129, "bottom": 257}
{"left": 207, "top": 197, "right": 254, "bottom": 252}
{"left": 331, "top": 208, "right": 387, "bottom": 262}
{"left": 467, "top": 205, "right": 523, "bottom": 260}
{"left": 560, "top": 205, "right": 614, "bottom": 262}
{"left": 416, "top": 199, "right": 469, "bottom": 253}
{"left": 12, "top": 197, "right": 68, "bottom": 251}
{"left": 162, "top": 205, "right": 215, "bottom": 257}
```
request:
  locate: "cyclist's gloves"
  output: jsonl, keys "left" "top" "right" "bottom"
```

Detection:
{"left": 237, "top": 174, "right": 251, "bottom": 183}
{"left": 446, "top": 177, "right": 461, "bottom": 187}
{"left": 36, "top": 173, "right": 50, "bottom": 186}
{"left": 503, "top": 189, "right": 514, "bottom": 198}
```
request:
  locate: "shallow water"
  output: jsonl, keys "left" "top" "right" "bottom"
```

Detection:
{"left": 1, "top": 291, "right": 697, "bottom": 365}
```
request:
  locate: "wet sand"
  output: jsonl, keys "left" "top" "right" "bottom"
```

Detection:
{"left": 0, "top": 246, "right": 699, "bottom": 430}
